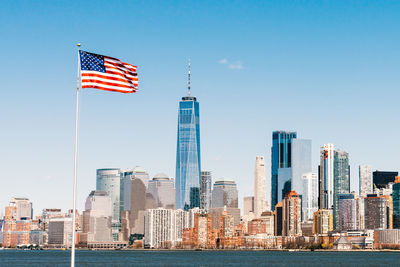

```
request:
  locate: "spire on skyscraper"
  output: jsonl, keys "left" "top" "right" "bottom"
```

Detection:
{"left": 187, "top": 59, "right": 191, "bottom": 96}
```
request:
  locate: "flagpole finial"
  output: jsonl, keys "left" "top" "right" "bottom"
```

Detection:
{"left": 187, "top": 58, "right": 191, "bottom": 96}
{"left": 77, "top": 43, "right": 81, "bottom": 47}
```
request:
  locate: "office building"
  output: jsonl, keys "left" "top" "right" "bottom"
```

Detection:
{"left": 290, "top": 139, "right": 312, "bottom": 198}
{"left": 175, "top": 64, "right": 201, "bottom": 210}
{"left": 319, "top": 144, "right": 334, "bottom": 210}
{"left": 147, "top": 173, "right": 176, "bottom": 209}
{"left": 121, "top": 167, "right": 149, "bottom": 212}
{"left": 302, "top": 173, "right": 318, "bottom": 222}
{"left": 243, "top": 196, "right": 254, "bottom": 216}
{"left": 254, "top": 156, "right": 267, "bottom": 217}
{"left": 82, "top": 191, "right": 113, "bottom": 243}
{"left": 96, "top": 168, "right": 121, "bottom": 240}
{"left": 373, "top": 171, "right": 399, "bottom": 189}
{"left": 338, "top": 193, "right": 361, "bottom": 231}
{"left": 359, "top": 165, "right": 373, "bottom": 198}
{"left": 364, "top": 194, "right": 388, "bottom": 230}
{"left": 313, "top": 209, "right": 333, "bottom": 235}
{"left": 392, "top": 177, "right": 400, "bottom": 229}
{"left": 200, "top": 171, "right": 212, "bottom": 211}
{"left": 48, "top": 217, "right": 73, "bottom": 248}
{"left": 144, "top": 208, "right": 176, "bottom": 248}
{"left": 274, "top": 202, "right": 283, "bottom": 236}
{"left": 282, "top": 191, "right": 302, "bottom": 237}
{"left": 260, "top": 211, "right": 275, "bottom": 235}
{"left": 9, "top": 197, "right": 32, "bottom": 220}
{"left": 271, "top": 131, "right": 297, "bottom": 210}
{"left": 333, "top": 149, "right": 350, "bottom": 229}
{"left": 211, "top": 178, "right": 238, "bottom": 208}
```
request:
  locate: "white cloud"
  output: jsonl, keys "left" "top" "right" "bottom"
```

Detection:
{"left": 218, "top": 58, "right": 243, "bottom": 70}
{"left": 228, "top": 61, "right": 243, "bottom": 70}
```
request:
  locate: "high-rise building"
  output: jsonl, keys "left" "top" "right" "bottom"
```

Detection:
{"left": 96, "top": 168, "right": 121, "bottom": 240}
{"left": 200, "top": 171, "right": 212, "bottom": 211}
{"left": 338, "top": 193, "right": 361, "bottom": 231}
{"left": 147, "top": 173, "right": 176, "bottom": 209}
{"left": 313, "top": 209, "right": 333, "bottom": 235}
{"left": 175, "top": 63, "right": 201, "bottom": 211}
{"left": 359, "top": 165, "right": 373, "bottom": 198}
{"left": 82, "top": 191, "right": 113, "bottom": 243}
{"left": 282, "top": 191, "right": 302, "bottom": 237}
{"left": 144, "top": 208, "right": 176, "bottom": 249}
{"left": 211, "top": 178, "right": 238, "bottom": 209}
{"left": 302, "top": 173, "right": 318, "bottom": 222}
{"left": 373, "top": 171, "right": 399, "bottom": 189}
{"left": 290, "top": 139, "right": 312, "bottom": 198}
{"left": 271, "top": 131, "right": 297, "bottom": 210}
{"left": 9, "top": 197, "right": 32, "bottom": 220}
{"left": 243, "top": 196, "right": 254, "bottom": 216}
{"left": 48, "top": 217, "right": 73, "bottom": 248}
{"left": 319, "top": 144, "right": 334, "bottom": 209}
{"left": 364, "top": 194, "right": 389, "bottom": 230}
{"left": 122, "top": 167, "right": 150, "bottom": 212}
{"left": 274, "top": 202, "right": 283, "bottom": 236}
{"left": 393, "top": 177, "right": 400, "bottom": 229}
{"left": 333, "top": 149, "right": 350, "bottom": 229}
{"left": 254, "top": 156, "right": 267, "bottom": 217}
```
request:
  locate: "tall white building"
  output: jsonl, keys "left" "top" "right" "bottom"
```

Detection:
{"left": 254, "top": 156, "right": 267, "bottom": 218}
{"left": 302, "top": 173, "right": 318, "bottom": 221}
{"left": 319, "top": 144, "right": 335, "bottom": 209}
{"left": 359, "top": 165, "right": 373, "bottom": 198}
{"left": 144, "top": 208, "right": 197, "bottom": 248}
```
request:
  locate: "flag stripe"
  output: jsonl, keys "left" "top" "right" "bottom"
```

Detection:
{"left": 104, "top": 62, "right": 138, "bottom": 76}
{"left": 82, "top": 84, "right": 136, "bottom": 93}
{"left": 82, "top": 83, "right": 137, "bottom": 92}
{"left": 105, "top": 58, "right": 137, "bottom": 71}
{"left": 81, "top": 73, "right": 138, "bottom": 84}
{"left": 82, "top": 79, "right": 137, "bottom": 89}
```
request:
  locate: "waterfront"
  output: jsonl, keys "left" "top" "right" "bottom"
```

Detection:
{"left": 0, "top": 250, "right": 399, "bottom": 266}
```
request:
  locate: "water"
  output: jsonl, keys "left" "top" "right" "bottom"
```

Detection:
{"left": 0, "top": 250, "right": 398, "bottom": 266}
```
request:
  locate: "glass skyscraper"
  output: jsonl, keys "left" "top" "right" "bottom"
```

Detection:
{"left": 271, "top": 131, "right": 297, "bottom": 210}
{"left": 175, "top": 64, "right": 201, "bottom": 210}
{"left": 333, "top": 149, "right": 350, "bottom": 229}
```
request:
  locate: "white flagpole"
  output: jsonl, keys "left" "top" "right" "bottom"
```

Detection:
{"left": 71, "top": 43, "right": 81, "bottom": 267}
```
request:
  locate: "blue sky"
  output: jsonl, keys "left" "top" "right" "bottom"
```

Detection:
{"left": 1, "top": 1, "right": 399, "bottom": 215}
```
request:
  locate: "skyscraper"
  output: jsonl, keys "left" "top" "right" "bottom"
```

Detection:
{"left": 359, "top": 165, "right": 373, "bottom": 198}
{"left": 254, "top": 156, "right": 266, "bottom": 217}
{"left": 243, "top": 196, "right": 254, "bottom": 216}
{"left": 271, "top": 131, "right": 297, "bottom": 210}
{"left": 364, "top": 194, "right": 389, "bottom": 230}
{"left": 333, "top": 149, "right": 350, "bottom": 229}
{"left": 122, "top": 166, "right": 149, "bottom": 211}
{"left": 147, "top": 173, "right": 176, "bottom": 209}
{"left": 175, "top": 62, "right": 201, "bottom": 210}
{"left": 302, "top": 173, "right": 318, "bottom": 222}
{"left": 338, "top": 193, "right": 361, "bottom": 231}
{"left": 319, "top": 144, "right": 334, "bottom": 209}
{"left": 96, "top": 168, "right": 121, "bottom": 240}
{"left": 282, "top": 191, "right": 302, "bottom": 237}
{"left": 211, "top": 178, "right": 238, "bottom": 208}
{"left": 200, "top": 171, "right": 212, "bottom": 211}
{"left": 373, "top": 171, "right": 399, "bottom": 189}
{"left": 290, "top": 139, "right": 312, "bottom": 198}
{"left": 392, "top": 177, "right": 400, "bottom": 229}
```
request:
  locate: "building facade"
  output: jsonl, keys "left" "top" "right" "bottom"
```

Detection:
{"left": 96, "top": 168, "right": 121, "bottom": 240}
{"left": 313, "top": 209, "right": 333, "bottom": 235}
{"left": 282, "top": 191, "right": 302, "bottom": 237}
{"left": 211, "top": 178, "right": 238, "bottom": 209}
{"left": 200, "top": 171, "right": 212, "bottom": 211}
{"left": 338, "top": 193, "right": 361, "bottom": 231}
{"left": 359, "top": 165, "right": 373, "bottom": 198}
{"left": 148, "top": 173, "right": 176, "bottom": 209}
{"left": 373, "top": 171, "right": 399, "bottom": 189}
{"left": 254, "top": 156, "right": 267, "bottom": 217}
{"left": 302, "top": 172, "right": 318, "bottom": 222}
{"left": 364, "top": 195, "right": 388, "bottom": 230}
{"left": 243, "top": 196, "right": 254, "bottom": 216}
{"left": 175, "top": 74, "right": 201, "bottom": 210}
{"left": 333, "top": 149, "right": 350, "bottom": 229}
{"left": 271, "top": 131, "right": 297, "bottom": 210}
{"left": 319, "top": 144, "right": 334, "bottom": 210}
{"left": 392, "top": 177, "right": 400, "bottom": 229}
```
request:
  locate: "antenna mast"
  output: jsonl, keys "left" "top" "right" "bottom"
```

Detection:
{"left": 187, "top": 59, "right": 191, "bottom": 96}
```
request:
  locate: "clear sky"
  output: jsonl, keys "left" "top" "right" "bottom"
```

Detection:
{"left": 1, "top": 0, "right": 399, "bottom": 216}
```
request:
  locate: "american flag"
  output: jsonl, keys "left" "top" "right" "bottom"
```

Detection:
{"left": 79, "top": 50, "right": 138, "bottom": 93}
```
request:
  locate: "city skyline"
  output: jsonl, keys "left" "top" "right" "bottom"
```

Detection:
{"left": 1, "top": 1, "right": 400, "bottom": 215}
